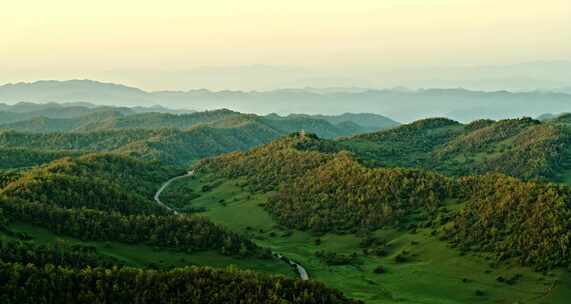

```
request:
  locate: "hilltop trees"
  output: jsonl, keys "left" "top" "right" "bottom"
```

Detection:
{"left": 199, "top": 134, "right": 332, "bottom": 192}
{"left": 201, "top": 133, "right": 571, "bottom": 270}
{"left": 0, "top": 197, "right": 259, "bottom": 256}
{"left": 446, "top": 174, "right": 571, "bottom": 269}
{"left": 267, "top": 152, "right": 455, "bottom": 232}
{"left": 339, "top": 117, "right": 571, "bottom": 180}
{"left": 0, "top": 154, "right": 262, "bottom": 257}
{"left": 0, "top": 149, "right": 365, "bottom": 303}
{"left": 0, "top": 262, "right": 359, "bottom": 304}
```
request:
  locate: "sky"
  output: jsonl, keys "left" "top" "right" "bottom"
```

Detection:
{"left": 1, "top": 0, "right": 570, "bottom": 90}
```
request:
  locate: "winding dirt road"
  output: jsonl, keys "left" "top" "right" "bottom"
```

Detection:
{"left": 153, "top": 170, "right": 309, "bottom": 280}
{"left": 154, "top": 171, "right": 194, "bottom": 215}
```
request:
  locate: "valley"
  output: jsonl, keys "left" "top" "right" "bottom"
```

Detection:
{"left": 160, "top": 172, "right": 571, "bottom": 304}
{"left": 4, "top": 2, "right": 569, "bottom": 302}
{"left": 1, "top": 105, "right": 571, "bottom": 303}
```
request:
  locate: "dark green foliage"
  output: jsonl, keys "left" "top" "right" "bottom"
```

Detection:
{"left": 0, "top": 109, "right": 242, "bottom": 133}
{"left": 0, "top": 148, "right": 79, "bottom": 170}
{"left": 394, "top": 252, "right": 408, "bottom": 263}
{"left": 272, "top": 113, "right": 400, "bottom": 133}
{"left": 315, "top": 250, "right": 357, "bottom": 266}
{"left": 206, "top": 137, "right": 455, "bottom": 232}
{"left": 267, "top": 153, "right": 455, "bottom": 232}
{"left": 0, "top": 107, "right": 389, "bottom": 138}
{"left": 0, "top": 109, "right": 387, "bottom": 168}
{"left": 0, "top": 197, "right": 258, "bottom": 256}
{"left": 339, "top": 117, "right": 571, "bottom": 180}
{"left": 199, "top": 135, "right": 332, "bottom": 192}
{"left": 0, "top": 154, "right": 181, "bottom": 214}
{"left": 446, "top": 174, "right": 571, "bottom": 269}
{"left": 0, "top": 240, "right": 123, "bottom": 269}
{"left": 433, "top": 118, "right": 567, "bottom": 179}
{"left": 159, "top": 185, "right": 202, "bottom": 212}
{"left": 339, "top": 118, "right": 464, "bottom": 169}
{"left": 100, "top": 109, "right": 243, "bottom": 130}
{"left": 204, "top": 133, "right": 571, "bottom": 270}
{"left": 373, "top": 265, "right": 385, "bottom": 274}
{"left": 0, "top": 262, "right": 358, "bottom": 304}
{"left": 0, "top": 171, "right": 20, "bottom": 189}
{"left": 2, "top": 173, "right": 166, "bottom": 215}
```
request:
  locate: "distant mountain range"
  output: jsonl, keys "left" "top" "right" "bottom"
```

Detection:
{"left": 81, "top": 61, "right": 571, "bottom": 91}
{"left": 2, "top": 80, "right": 571, "bottom": 122}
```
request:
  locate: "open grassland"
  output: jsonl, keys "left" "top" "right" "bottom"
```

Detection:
{"left": 164, "top": 173, "right": 571, "bottom": 304}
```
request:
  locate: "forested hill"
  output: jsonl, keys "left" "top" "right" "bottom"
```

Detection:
{"left": 0, "top": 250, "right": 357, "bottom": 304}
{"left": 0, "top": 109, "right": 397, "bottom": 168}
{"left": 0, "top": 102, "right": 398, "bottom": 135}
{"left": 199, "top": 134, "right": 571, "bottom": 270}
{"left": 337, "top": 117, "right": 571, "bottom": 181}
{"left": 1, "top": 153, "right": 182, "bottom": 215}
{"left": 0, "top": 127, "right": 281, "bottom": 168}
{"left": 0, "top": 108, "right": 243, "bottom": 133}
{"left": 0, "top": 153, "right": 265, "bottom": 257}
{"left": 0, "top": 153, "right": 359, "bottom": 303}
{"left": 207, "top": 116, "right": 571, "bottom": 183}
{"left": 265, "top": 112, "right": 400, "bottom": 133}
{"left": 0, "top": 101, "right": 193, "bottom": 125}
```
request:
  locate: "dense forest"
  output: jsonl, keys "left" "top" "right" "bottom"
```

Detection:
{"left": 267, "top": 152, "right": 455, "bottom": 232}
{"left": 0, "top": 240, "right": 124, "bottom": 269}
{"left": 0, "top": 148, "right": 79, "bottom": 169}
{"left": 0, "top": 261, "right": 358, "bottom": 304}
{"left": 0, "top": 240, "right": 356, "bottom": 303}
{"left": 3, "top": 106, "right": 571, "bottom": 302}
{"left": 336, "top": 117, "right": 571, "bottom": 180}
{"left": 199, "top": 133, "right": 571, "bottom": 270}
{"left": 0, "top": 154, "right": 180, "bottom": 214}
{"left": 446, "top": 174, "right": 571, "bottom": 269}
{"left": 0, "top": 148, "right": 364, "bottom": 303}
{"left": 198, "top": 134, "right": 334, "bottom": 192}
{"left": 0, "top": 197, "right": 261, "bottom": 256}
{"left": 0, "top": 110, "right": 395, "bottom": 168}
{"left": 0, "top": 154, "right": 264, "bottom": 256}
{"left": 0, "top": 106, "right": 394, "bottom": 137}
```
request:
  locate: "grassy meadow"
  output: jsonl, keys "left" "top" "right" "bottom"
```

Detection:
{"left": 162, "top": 172, "right": 571, "bottom": 304}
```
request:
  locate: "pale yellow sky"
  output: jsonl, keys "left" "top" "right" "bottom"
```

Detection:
{"left": 1, "top": 0, "right": 570, "bottom": 89}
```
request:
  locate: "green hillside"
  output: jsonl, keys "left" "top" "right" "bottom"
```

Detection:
{"left": 338, "top": 117, "right": 571, "bottom": 180}
{"left": 0, "top": 110, "right": 394, "bottom": 167}
{"left": 174, "top": 134, "right": 571, "bottom": 303}
{"left": 0, "top": 250, "right": 356, "bottom": 304}
{"left": 0, "top": 154, "right": 181, "bottom": 214}
{"left": 0, "top": 154, "right": 305, "bottom": 275}
{"left": 2, "top": 110, "right": 571, "bottom": 303}
{"left": 0, "top": 109, "right": 241, "bottom": 132}
{"left": 0, "top": 107, "right": 396, "bottom": 137}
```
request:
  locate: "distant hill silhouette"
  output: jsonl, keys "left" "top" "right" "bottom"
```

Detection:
{"left": 2, "top": 80, "right": 571, "bottom": 122}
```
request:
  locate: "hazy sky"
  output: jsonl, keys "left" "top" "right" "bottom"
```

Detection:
{"left": 2, "top": 0, "right": 570, "bottom": 90}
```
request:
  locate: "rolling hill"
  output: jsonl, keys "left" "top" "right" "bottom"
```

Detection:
{"left": 183, "top": 132, "right": 571, "bottom": 303}
{"left": 337, "top": 117, "right": 571, "bottom": 180}
{"left": 3, "top": 102, "right": 571, "bottom": 303}
{"left": 0, "top": 104, "right": 398, "bottom": 135}
{"left": 0, "top": 152, "right": 361, "bottom": 303}
{"left": 0, "top": 108, "right": 397, "bottom": 168}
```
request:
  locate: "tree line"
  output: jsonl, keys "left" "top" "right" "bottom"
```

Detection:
{"left": 0, "top": 197, "right": 261, "bottom": 257}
